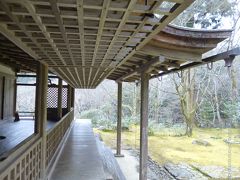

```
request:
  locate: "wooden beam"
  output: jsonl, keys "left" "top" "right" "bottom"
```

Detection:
{"left": 0, "top": 52, "right": 36, "bottom": 71}
{"left": 67, "top": 85, "right": 71, "bottom": 112}
{"left": 0, "top": 1, "right": 47, "bottom": 61}
{"left": 93, "top": 0, "right": 194, "bottom": 87}
{"left": 115, "top": 82, "right": 124, "bottom": 157}
{"left": 51, "top": 68, "right": 76, "bottom": 88}
{"left": 0, "top": 0, "right": 77, "bottom": 87}
{"left": 49, "top": 0, "right": 82, "bottom": 87}
{"left": 16, "top": 0, "right": 64, "bottom": 65}
{"left": 151, "top": 47, "right": 240, "bottom": 79}
{"left": 0, "top": 0, "right": 196, "bottom": 88}
{"left": 87, "top": 0, "right": 111, "bottom": 87}
{"left": 22, "top": 0, "right": 78, "bottom": 87}
{"left": 76, "top": 0, "right": 86, "bottom": 87}
{"left": 1, "top": 77, "right": 5, "bottom": 119}
{"left": 92, "top": 68, "right": 112, "bottom": 88}
{"left": 112, "top": 0, "right": 163, "bottom": 62}
{"left": 57, "top": 78, "right": 63, "bottom": 119}
{"left": 0, "top": 24, "right": 39, "bottom": 60}
{"left": 13, "top": 76, "right": 17, "bottom": 115}
{"left": 71, "top": 87, "right": 75, "bottom": 108}
{"left": 140, "top": 72, "right": 150, "bottom": 180}
{"left": 155, "top": 65, "right": 168, "bottom": 72}
{"left": 139, "top": 45, "right": 202, "bottom": 62}
{"left": 90, "top": 0, "right": 138, "bottom": 87}
{"left": 162, "top": 61, "right": 181, "bottom": 68}
{"left": 117, "top": 56, "right": 165, "bottom": 82}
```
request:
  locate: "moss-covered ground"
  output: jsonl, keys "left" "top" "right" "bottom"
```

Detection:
{"left": 94, "top": 126, "right": 240, "bottom": 168}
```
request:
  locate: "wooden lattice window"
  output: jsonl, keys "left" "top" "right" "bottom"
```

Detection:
{"left": 47, "top": 86, "right": 68, "bottom": 108}
{"left": 62, "top": 87, "right": 68, "bottom": 108}
{"left": 47, "top": 87, "right": 58, "bottom": 108}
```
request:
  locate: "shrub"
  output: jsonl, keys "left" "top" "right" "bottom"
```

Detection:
{"left": 97, "top": 119, "right": 115, "bottom": 130}
{"left": 80, "top": 109, "right": 103, "bottom": 127}
{"left": 148, "top": 121, "right": 155, "bottom": 136}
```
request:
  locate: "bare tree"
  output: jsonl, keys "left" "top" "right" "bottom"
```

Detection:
{"left": 173, "top": 69, "right": 196, "bottom": 136}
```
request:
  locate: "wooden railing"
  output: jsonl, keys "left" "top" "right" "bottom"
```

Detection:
{"left": 0, "top": 137, "right": 42, "bottom": 180}
{"left": 46, "top": 109, "right": 74, "bottom": 167}
{"left": 18, "top": 111, "right": 35, "bottom": 119}
{"left": 0, "top": 109, "right": 74, "bottom": 180}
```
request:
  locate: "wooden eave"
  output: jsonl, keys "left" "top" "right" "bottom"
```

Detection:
{"left": 0, "top": 33, "right": 38, "bottom": 73}
{"left": 111, "top": 25, "right": 232, "bottom": 82}
{"left": 0, "top": 0, "right": 195, "bottom": 88}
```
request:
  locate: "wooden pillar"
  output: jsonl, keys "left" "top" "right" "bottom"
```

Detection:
{"left": 115, "top": 82, "right": 124, "bottom": 157}
{"left": 13, "top": 75, "right": 17, "bottom": 115}
{"left": 139, "top": 72, "right": 150, "bottom": 180}
{"left": 57, "top": 78, "right": 62, "bottom": 119}
{"left": 71, "top": 87, "right": 75, "bottom": 108}
{"left": 1, "top": 77, "right": 5, "bottom": 119}
{"left": 67, "top": 85, "right": 71, "bottom": 112}
{"left": 35, "top": 62, "right": 48, "bottom": 179}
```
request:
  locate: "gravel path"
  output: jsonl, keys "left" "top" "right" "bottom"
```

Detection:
{"left": 128, "top": 149, "right": 176, "bottom": 180}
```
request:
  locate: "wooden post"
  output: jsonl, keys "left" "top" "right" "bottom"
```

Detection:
{"left": 139, "top": 72, "right": 150, "bottom": 180}
{"left": 35, "top": 62, "right": 48, "bottom": 179}
{"left": 67, "top": 85, "right": 71, "bottom": 112}
{"left": 71, "top": 87, "right": 75, "bottom": 108}
{"left": 115, "top": 82, "right": 124, "bottom": 157}
{"left": 13, "top": 75, "right": 17, "bottom": 115}
{"left": 1, "top": 77, "right": 5, "bottom": 119}
{"left": 57, "top": 78, "right": 62, "bottom": 119}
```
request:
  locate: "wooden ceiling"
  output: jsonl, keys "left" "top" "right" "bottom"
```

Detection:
{"left": 0, "top": 33, "right": 38, "bottom": 72}
{"left": 0, "top": 0, "right": 195, "bottom": 88}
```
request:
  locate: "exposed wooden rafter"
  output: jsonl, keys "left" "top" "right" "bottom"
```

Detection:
{"left": 90, "top": 0, "right": 139, "bottom": 87}
{"left": 0, "top": 0, "right": 231, "bottom": 88}
{"left": 117, "top": 56, "right": 165, "bottom": 82}
{"left": 93, "top": 0, "right": 195, "bottom": 87}
{"left": 50, "top": 0, "right": 82, "bottom": 87}
{"left": 87, "top": 0, "right": 111, "bottom": 88}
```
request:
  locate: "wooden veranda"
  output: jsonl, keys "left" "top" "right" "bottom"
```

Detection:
{"left": 0, "top": 0, "right": 239, "bottom": 179}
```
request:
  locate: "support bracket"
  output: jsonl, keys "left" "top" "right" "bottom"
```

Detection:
{"left": 224, "top": 55, "right": 235, "bottom": 67}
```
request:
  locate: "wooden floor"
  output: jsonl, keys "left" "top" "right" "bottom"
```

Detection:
{"left": 0, "top": 119, "right": 55, "bottom": 157}
{"left": 50, "top": 119, "right": 106, "bottom": 180}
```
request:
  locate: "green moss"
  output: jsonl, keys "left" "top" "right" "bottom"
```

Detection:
{"left": 94, "top": 127, "right": 240, "bottom": 168}
{"left": 101, "top": 129, "right": 115, "bottom": 132}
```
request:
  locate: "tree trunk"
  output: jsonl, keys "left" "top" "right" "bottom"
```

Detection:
{"left": 210, "top": 100, "right": 216, "bottom": 127}
{"left": 230, "top": 64, "right": 238, "bottom": 99}
{"left": 133, "top": 84, "right": 136, "bottom": 119}
{"left": 174, "top": 69, "right": 197, "bottom": 137}
{"left": 154, "top": 81, "right": 159, "bottom": 124}
{"left": 136, "top": 82, "right": 140, "bottom": 119}
{"left": 213, "top": 78, "right": 222, "bottom": 127}
{"left": 230, "top": 66, "right": 238, "bottom": 127}
{"left": 185, "top": 124, "right": 193, "bottom": 137}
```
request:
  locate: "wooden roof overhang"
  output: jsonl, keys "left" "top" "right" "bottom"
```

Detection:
{"left": 0, "top": 0, "right": 196, "bottom": 88}
{"left": 151, "top": 47, "right": 240, "bottom": 79}
{"left": 0, "top": 0, "right": 233, "bottom": 88}
{"left": 110, "top": 25, "right": 232, "bottom": 82}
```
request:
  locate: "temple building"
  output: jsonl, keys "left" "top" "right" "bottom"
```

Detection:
{"left": 0, "top": 0, "right": 239, "bottom": 180}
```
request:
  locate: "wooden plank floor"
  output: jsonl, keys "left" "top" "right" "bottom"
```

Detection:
{"left": 0, "top": 119, "right": 55, "bottom": 156}
{"left": 50, "top": 119, "right": 106, "bottom": 180}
